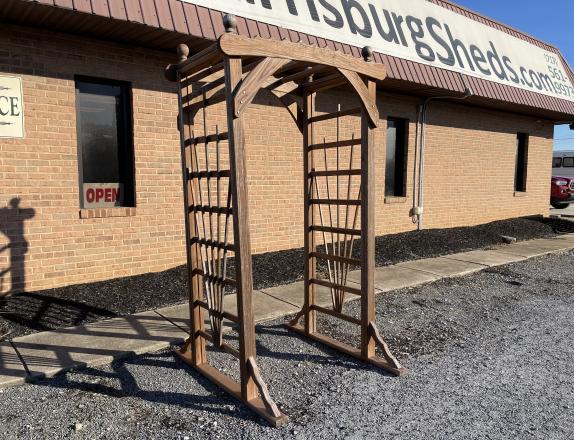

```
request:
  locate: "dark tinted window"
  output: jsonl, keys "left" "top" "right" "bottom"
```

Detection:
{"left": 515, "top": 133, "right": 529, "bottom": 192}
{"left": 564, "top": 157, "right": 574, "bottom": 168}
{"left": 76, "top": 78, "right": 134, "bottom": 208}
{"left": 385, "top": 118, "right": 408, "bottom": 197}
{"left": 553, "top": 157, "right": 562, "bottom": 168}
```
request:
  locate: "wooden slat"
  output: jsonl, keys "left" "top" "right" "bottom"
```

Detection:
{"left": 310, "top": 252, "right": 361, "bottom": 266}
{"left": 310, "top": 225, "right": 361, "bottom": 237}
{"left": 187, "top": 170, "right": 231, "bottom": 179}
{"left": 219, "top": 33, "right": 387, "bottom": 80}
{"left": 183, "top": 90, "right": 226, "bottom": 114}
{"left": 310, "top": 199, "right": 361, "bottom": 206}
{"left": 190, "top": 237, "right": 235, "bottom": 252}
{"left": 196, "top": 301, "right": 239, "bottom": 323}
{"left": 310, "top": 278, "right": 362, "bottom": 296}
{"left": 308, "top": 137, "right": 361, "bottom": 151}
{"left": 188, "top": 205, "right": 232, "bottom": 215}
{"left": 189, "top": 132, "right": 229, "bottom": 145}
{"left": 308, "top": 107, "right": 361, "bottom": 124}
{"left": 311, "top": 305, "right": 361, "bottom": 325}
{"left": 310, "top": 169, "right": 361, "bottom": 177}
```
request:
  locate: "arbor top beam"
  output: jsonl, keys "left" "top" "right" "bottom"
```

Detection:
{"left": 166, "top": 33, "right": 386, "bottom": 86}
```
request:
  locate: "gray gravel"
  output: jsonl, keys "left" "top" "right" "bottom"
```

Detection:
{"left": 1, "top": 250, "right": 573, "bottom": 439}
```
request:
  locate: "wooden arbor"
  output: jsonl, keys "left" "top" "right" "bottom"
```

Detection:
{"left": 165, "top": 16, "right": 405, "bottom": 427}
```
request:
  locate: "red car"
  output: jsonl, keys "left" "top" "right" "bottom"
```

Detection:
{"left": 551, "top": 176, "right": 574, "bottom": 209}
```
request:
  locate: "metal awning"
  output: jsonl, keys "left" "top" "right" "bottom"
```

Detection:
{"left": 2, "top": 0, "right": 574, "bottom": 121}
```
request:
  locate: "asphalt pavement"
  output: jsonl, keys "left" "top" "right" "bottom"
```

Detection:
{"left": 0, "top": 250, "right": 573, "bottom": 440}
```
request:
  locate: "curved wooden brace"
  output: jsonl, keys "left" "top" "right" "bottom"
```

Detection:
{"left": 337, "top": 68, "right": 379, "bottom": 128}
{"left": 234, "top": 57, "right": 292, "bottom": 118}
{"left": 268, "top": 88, "right": 304, "bottom": 133}
{"left": 368, "top": 321, "right": 404, "bottom": 371}
{"left": 246, "top": 356, "right": 283, "bottom": 419}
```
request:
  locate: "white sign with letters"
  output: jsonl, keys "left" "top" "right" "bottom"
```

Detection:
{"left": 0, "top": 75, "right": 24, "bottom": 138}
{"left": 183, "top": 0, "right": 574, "bottom": 102}
{"left": 83, "top": 183, "right": 124, "bottom": 209}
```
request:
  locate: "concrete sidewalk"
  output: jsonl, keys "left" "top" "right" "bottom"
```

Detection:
{"left": 1, "top": 234, "right": 574, "bottom": 389}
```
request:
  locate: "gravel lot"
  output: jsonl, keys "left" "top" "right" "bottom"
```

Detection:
{"left": 1, "top": 250, "right": 573, "bottom": 439}
{"left": 2, "top": 216, "right": 573, "bottom": 339}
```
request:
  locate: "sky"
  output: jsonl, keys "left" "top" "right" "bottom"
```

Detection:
{"left": 455, "top": 0, "right": 574, "bottom": 151}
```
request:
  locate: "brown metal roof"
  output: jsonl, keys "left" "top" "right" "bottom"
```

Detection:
{"left": 2, "top": 0, "right": 574, "bottom": 120}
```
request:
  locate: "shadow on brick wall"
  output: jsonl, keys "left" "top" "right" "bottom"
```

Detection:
{"left": 0, "top": 198, "right": 35, "bottom": 297}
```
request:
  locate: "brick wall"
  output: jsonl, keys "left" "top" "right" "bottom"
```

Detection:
{"left": 0, "top": 25, "right": 553, "bottom": 295}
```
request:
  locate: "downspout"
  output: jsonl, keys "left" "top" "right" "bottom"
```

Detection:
{"left": 413, "top": 86, "right": 474, "bottom": 230}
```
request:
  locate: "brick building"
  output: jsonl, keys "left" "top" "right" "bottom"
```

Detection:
{"left": 0, "top": 0, "right": 573, "bottom": 295}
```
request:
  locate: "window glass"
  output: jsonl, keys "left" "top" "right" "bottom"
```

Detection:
{"left": 76, "top": 78, "right": 134, "bottom": 208}
{"left": 563, "top": 157, "right": 574, "bottom": 168}
{"left": 552, "top": 157, "right": 562, "bottom": 168}
{"left": 385, "top": 118, "right": 408, "bottom": 197}
{"left": 515, "top": 133, "right": 529, "bottom": 192}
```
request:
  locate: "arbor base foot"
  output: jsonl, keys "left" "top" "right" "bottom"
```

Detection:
{"left": 175, "top": 348, "right": 289, "bottom": 427}
{"left": 285, "top": 323, "right": 408, "bottom": 377}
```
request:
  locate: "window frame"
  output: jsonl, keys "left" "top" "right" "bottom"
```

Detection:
{"left": 75, "top": 76, "right": 136, "bottom": 209}
{"left": 514, "top": 132, "right": 529, "bottom": 193}
{"left": 385, "top": 117, "right": 409, "bottom": 198}
{"left": 553, "top": 157, "right": 562, "bottom": 168}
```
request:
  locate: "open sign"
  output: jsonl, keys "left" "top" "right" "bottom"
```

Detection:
{"left": 83, "top": 183, "right": 123, "bottom": 208}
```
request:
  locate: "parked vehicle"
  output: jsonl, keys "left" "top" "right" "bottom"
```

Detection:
{"left": 552, "top": 150, "right": 574, "bottom": 178}
{"left": 551, "top": 151, "right": 574, "bottom": 209}
{"left": 550, "top": 176, "right": 574, "bottom": 209}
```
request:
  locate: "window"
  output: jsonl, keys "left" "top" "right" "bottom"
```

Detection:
{"left": 515, "top": 133, "right": 529, "bottom": 193}
{"left": 553, "top": 157, "right": 562, "bottom": 168}
{"left": 563, "top": 157, "right": 574, "bottom": 168}
{"left": 385, "top": 118, "right": 408, "bottom": 197}
{"left": 75, "top": 77, "right": 135, "bottom": 209}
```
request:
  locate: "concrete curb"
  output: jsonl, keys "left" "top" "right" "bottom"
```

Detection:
{"left": 1, "top": 234, "right": 573, "bottom": 389}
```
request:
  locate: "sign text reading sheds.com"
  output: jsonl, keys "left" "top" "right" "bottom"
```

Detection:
{"left": 184, "top": 0, "right": 574, "bottom": 102}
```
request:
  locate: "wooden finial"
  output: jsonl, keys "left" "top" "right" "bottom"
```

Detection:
{"left": 164, "top": 65, "right": 177, "bottom": 82}
{"left": 223, "top": 14, "right": 238, "bottom": 33}
{"left": 177, "top": 44, "right": 190, "bottom": 63}
{"left": 361, "top": 46, "right": 373, "bottom": 62}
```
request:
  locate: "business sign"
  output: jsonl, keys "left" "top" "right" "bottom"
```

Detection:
{"left": 83, "top": 183, "right": 123, "bottom": 208}
{"left": 184, "top": 0, "right": 574, "bottom": 102}
{"left": 0, "top": 76, "right": 24, "bottom": 138}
